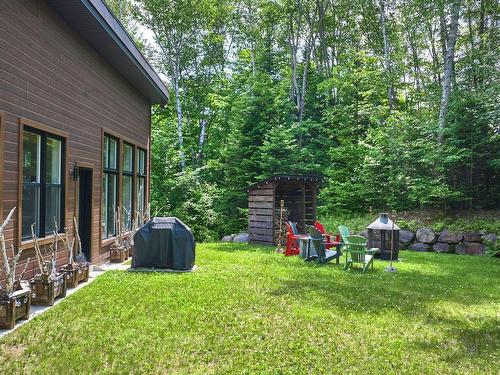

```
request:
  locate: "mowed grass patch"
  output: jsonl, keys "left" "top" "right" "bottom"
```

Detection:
{"left": 0, "top": 243, "right": 498, "bottom": 374}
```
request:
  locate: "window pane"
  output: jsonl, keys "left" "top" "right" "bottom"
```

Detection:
{"left": 137, "top": 149, "right": 146, "bottom": 175}
{"left": 109, "top": 138, "right": 117, "bottom": 170}
{"left": 137, "top": 177, "right": 145, "bottom": 223}
{"left": 45, "top": 185, "right": 61, "bottom": 234}
{"left": 23, "top": 131, "right": 41, "bottom": 183}
{"left": 102, "top": 174, "right": 108, "bottom": 238}
{"left": 46, "top": 137, "right": 62, "bottom": 184}
{"left": 123, "top": 144, "right": 133, "bottom": 173}
{"left": 22, "top": 184, "right": 40, "bottom": 240}
{"left": 103, "top": 136, "right": 109, "bottom": 169}
{"left": 106, "top": 174, "right": 117, "bottom": 237}
{"left": 122, "top": 175, "right": 132, "bottom": 229}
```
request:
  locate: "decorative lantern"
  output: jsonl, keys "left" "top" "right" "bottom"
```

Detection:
{"left": 367, "top": 213, "right": 400, "bottom": 261}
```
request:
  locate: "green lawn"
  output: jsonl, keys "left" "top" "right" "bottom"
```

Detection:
{"left": 1, "top": 244, "right": 498, "bottom": 374}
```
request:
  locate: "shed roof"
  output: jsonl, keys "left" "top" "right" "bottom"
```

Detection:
{"left": 247, "top": 174, "right": 323, "bottom": 192}
{"left": 47, "top": 0, "right": 169, "bottom": 105}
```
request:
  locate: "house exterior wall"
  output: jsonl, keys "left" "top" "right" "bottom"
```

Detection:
{"left": 0, "top": 0, "right": 151, "bottom": 280}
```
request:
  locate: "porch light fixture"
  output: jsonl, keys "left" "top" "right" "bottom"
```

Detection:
{"left": 72, "top": 162, "right": 79, "bottom": 181}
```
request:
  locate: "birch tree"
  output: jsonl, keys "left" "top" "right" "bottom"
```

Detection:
{"left": 438, "top": 0, "right": 461, "bottom": 143}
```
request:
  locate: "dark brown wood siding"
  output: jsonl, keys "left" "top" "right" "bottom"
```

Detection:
{"left": 0, "top": 0, "right": 152, "bottom": 279}
{"left": 248, "top": 182, "right": 275, "bottom": 244}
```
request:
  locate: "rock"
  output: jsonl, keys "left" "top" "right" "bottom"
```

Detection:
{"left": 233, "top": 233, "right": 250, "bottom": 243}
{"left": 463, "top": 232, "right": 482, "bottom": 243}
{"left": 416, "top": 228, "right": 437, "bottom": 244}
{"left": 437, "top": 229, "right": 463, "bottom": 244}
{"left": 482, "top": 233, "right": 497, "bottom": 244}
{"left": 433, "top": 242, "right": 453, "bottom": 253}
{"left": 408, "top": 243, "right": 430, "bottom": 252}
{"left": 221, "top": 235, "right": 234, "bottom": 242}
{"left": 455, "top": 242, "right": 485, "bottom": 256}
{"left": 399, "top": 230, "right": 415, "bottom": 245}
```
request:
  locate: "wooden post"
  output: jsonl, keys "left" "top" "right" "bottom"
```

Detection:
{"left": 311, "top": 183, "right": 317, "bottom": 223}
{"left": 301, "top": 183, "right": 306, "bottom": 230}
{"left": 276, "top": 200, "right": 285, "bottom": 253}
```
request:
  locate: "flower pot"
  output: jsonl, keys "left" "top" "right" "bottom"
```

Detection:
{"left": 0, "top": 283, "right": 31, "bottom": 330}
{"left": 110, "top": 244, "right": 128, "bottom": 263}
{"left": 60, "top": 262, "right": 90, "bottom": 289}
{"left": 29, "top": 273, "right": 67, "bottom": 306}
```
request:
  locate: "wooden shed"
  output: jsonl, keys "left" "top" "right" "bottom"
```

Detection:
{"left": 247, "top": 175, "right": 322, "bottom": 245}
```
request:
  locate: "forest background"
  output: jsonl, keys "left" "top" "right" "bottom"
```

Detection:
{"left": 106, "top": 0, "right": 499, "bottom": 240}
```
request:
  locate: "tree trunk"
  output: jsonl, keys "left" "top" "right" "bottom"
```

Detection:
{"left": 198, "top": 118, "right": 207, "bottom": 165}
{"left": 173, "top": 62, "right": 186, "bottom": 171}
{"left": 379, "top": 0, "right": 394, "bottom": 111}
{"left": 438, "top": 1, "right": 460, "bottom": 144}
{"left": 288, "top": 16, "right": 300, "bottom": 111}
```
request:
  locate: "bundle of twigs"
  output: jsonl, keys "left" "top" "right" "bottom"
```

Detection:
{"left": 0, "top": 208, "right": 30, "bottom": 297}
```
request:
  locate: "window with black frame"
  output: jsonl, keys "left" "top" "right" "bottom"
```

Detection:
{"left": 122, "top": 142, "right": 134, "bottom": 230}
{"left": 102, "top": 135, "right": 119, "bottom": 238}
{"left": 22, "top": 128, "right": 65, "bottom": 240}
{"left": 136, "top": 148, "right": 146, "bottom": 224}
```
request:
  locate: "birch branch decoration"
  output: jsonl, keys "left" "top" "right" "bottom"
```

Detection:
{"left": 0, "top": 207, "right": 31, "bottom": 297}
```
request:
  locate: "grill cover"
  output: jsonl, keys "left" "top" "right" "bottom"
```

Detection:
{"left": 132, "top": 217, "right": 195, "bottom": 270}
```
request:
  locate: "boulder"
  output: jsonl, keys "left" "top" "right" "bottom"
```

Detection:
{"left": 399, "top": 230, "right": 415, "bottom": 245}
{"left": 437, "top": 229, "right": 463, "bottom": 244}
{"left": 416, "top": 228, "right": 437, "bottom": 244}
{"left": 455, "top": 242, "right": 485, "bottom": 256}
{"left": 233, "top": 233, "right": 250, "bottom": 243}
{"left": 463, "top": 232, "right": 482, "bottom": 243}
{"left": 482, "top": 233, "right": 498, "bottom": 244}
{"left": 433, "top": 242, "right": 453, "bottom": 253}
{"left": 221, "top": 235, "right": 234, "bottom": 243}
{"left": 408, "top": 243, "right": 430, "bottom": 252}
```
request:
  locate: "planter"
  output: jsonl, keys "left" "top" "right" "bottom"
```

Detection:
{"left": 0, "top": 283, "right": 31, "bottom": 330}
{"left": 29, "top": 273, "right": 67, "bottom": 306}
{"left": 110, "top": 244, "right": 129, "bottom": 263}
{"left": 60, "top": 262, "right": 90, "bottom": 289}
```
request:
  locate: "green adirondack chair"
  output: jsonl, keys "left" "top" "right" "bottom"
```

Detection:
{"left": 338, "top": 225, "right": 350, "bottom": 243}
{"left": 344, "top": 235, "right": 378, "bottom": 272}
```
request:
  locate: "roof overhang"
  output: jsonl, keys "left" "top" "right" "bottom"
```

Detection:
{"left": 47, "top": 0, "right": 169, "bottom": 105}
{"left": 247, "top": 174, "right": 323, "bottom": 192}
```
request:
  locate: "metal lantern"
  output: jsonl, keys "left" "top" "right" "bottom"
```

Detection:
{"left": 367, "top": 213, "right": 400, "bottom": 261}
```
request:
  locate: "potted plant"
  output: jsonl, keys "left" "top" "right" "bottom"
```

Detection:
{"left": 28, "top": 223, "right": 67, "bottom": 306}
{"left": 110, "top": 209, "right": 130, "bottom": 263}
{"left": 58, "top": 218, "right": 90, "bottom": 289}
{"left": 0, "top": 207, "right": 31, "bottom": 330}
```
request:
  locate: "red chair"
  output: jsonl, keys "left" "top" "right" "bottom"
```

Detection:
{"left": 313, "top": 220, "right": 335, "bottom": 249}
{"left": 285, "top": 221, "right": 301, "bottom": 256}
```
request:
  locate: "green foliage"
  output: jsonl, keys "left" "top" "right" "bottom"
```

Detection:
{"left": 125, "top": 0, "right": 499, "bottom": 239}
{"left": 484, "top": 239, "right": 500, "bottom": 258}
{"left": 1, "top": 245, "right": 499, "bottom": 373}
{"left": 319, "top": 210, "right": 500, "bottom": 234}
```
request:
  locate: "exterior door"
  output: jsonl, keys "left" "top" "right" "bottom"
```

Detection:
{"left": 78, "top": 168, "right": 93, "bottom": 262}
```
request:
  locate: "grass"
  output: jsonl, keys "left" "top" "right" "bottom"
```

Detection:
{"left": 319, "top": 209, "right": 500, "bottom": 234}
{"left": 1, "top": 243, "right": 499, "bottom": 374}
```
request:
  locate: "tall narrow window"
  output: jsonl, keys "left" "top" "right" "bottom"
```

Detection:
{"left": 102, "top": 135, "right": 118, "bottom": 238}
{"left": 122, "top": 143, "right": 133, "bottom": 230}
{"left": 22, "top": 128, "right": 64, "bottom": 239}
{"left": 136, "top": 148, "right": 146, "bottom": 223}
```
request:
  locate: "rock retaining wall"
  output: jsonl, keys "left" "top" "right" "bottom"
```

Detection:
{"left": 396, "top": 228, "right": 496, "bottom": 256}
